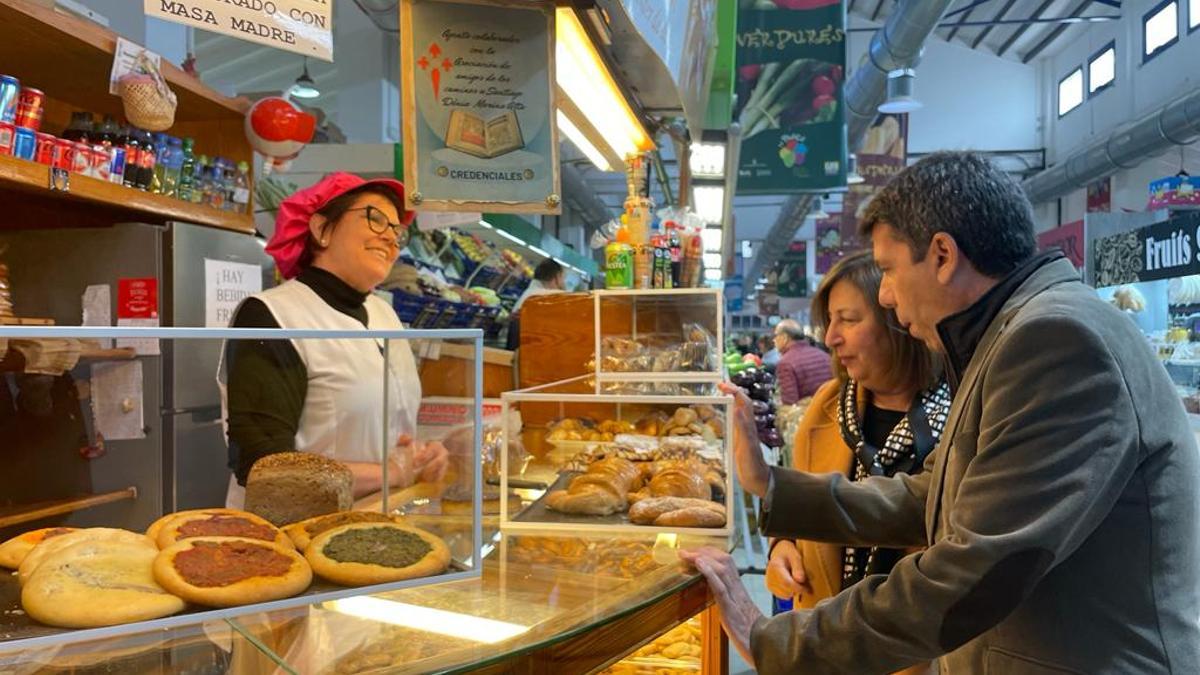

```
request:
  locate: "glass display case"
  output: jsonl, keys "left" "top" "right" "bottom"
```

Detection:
{"left": 0, "top": 325, "right": 484, "bottom": 655}
{"left": 594, "top": 289, "right": 723, "bottom": 382}
{"left": 500, "top": 374, "right": 734, "bottom": 537}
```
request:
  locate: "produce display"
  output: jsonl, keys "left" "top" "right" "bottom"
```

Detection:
{"left": 728, "top": 354, "right": 782, "bottom": 450}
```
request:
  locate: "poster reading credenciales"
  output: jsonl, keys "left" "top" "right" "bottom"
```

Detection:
{"left": 735, "top": 0, "right": 847, "bottom": 194}
{"left": 144, "top": 0, "right": 332, "bottom": 60}
{"left": 401, "top": 0, "right": 560, "bottom": 214}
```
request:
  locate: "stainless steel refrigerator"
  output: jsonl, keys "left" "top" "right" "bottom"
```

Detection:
{"left": 0, "top": 222, "right": 273, "bottom": 528}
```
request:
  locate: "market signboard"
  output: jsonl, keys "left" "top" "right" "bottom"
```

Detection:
{"left": 144, "top": 0, "right": 333, "bottom": 60}
{"left": 775, "top": 241, "right": 808, "bottom": 298}
{"left": 400, "top": 0, "right": 560, "bottom": 215}
{"left": 734, "top": 0, "right": 847, "bottom": 194}
{"left": 1093, "top": 212, "right": 1200, "bottom": 287}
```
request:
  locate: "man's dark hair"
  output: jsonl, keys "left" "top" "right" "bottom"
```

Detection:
{"left": 858, "top": 151, "right": 1037, "bottom": 278}
{"left": 533, "top": 258, "right": 563, "bottom": 282}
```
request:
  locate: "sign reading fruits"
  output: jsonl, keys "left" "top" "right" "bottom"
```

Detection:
{"left": 735, "top": 0, "right": 847, "bottom": 194}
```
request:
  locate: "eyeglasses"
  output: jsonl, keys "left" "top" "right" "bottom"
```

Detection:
{"left": 347, "top": 206, "right": 410, "bottom": 249}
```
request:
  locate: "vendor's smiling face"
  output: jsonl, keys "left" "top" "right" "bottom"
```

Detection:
{"left": 312, "top": 192, "right": 404, "bottom": 292}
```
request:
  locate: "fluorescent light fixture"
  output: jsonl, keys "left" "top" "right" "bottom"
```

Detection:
{"left": 328, "top": 597, "right": 529, "bottom": 644}
{"left": 528, "top": 245, "right": 551, "bottom": 258}
{"left": 690, "top": 142, "right": 726, "bottom": 179}
{"left": 703, "top": 252, "right": 723, "bottom": 269}
{"left": 556, "top": 8, "right": 653, "bottom": 162}
{"left": 701, "top": 226, "right": 723, "bottom": 253}
{"left": 493, "top": 228, "right": 527, "bottom": 247}
{"left": 557, "top": 110, "right": 614, "bottom": 172}
{"left": 693, "top": 185, "right": 725, "bottom": 224}
{"left": 704, "top": 268, "right": 723, "bottom": 282}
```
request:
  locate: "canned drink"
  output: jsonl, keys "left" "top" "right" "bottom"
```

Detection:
{"left": 109, "top": 145, "right": 126, "bottom": 184}
{"left": 12, "top": 126, "right": 35, "bottom": 160}
{"left": 0, "top": 121, "right": 14, "bottom": 156}
{"left": 0, "top": 75, "right": 19, "bottom": 124}
{"left": 14, "top": 87, "right": 44, "bottom": 131}
{"left": 52, "top": 137, "right": 74, "bottom": 170}
{"left": 34, "top": 132, "right": 54, "bottom": 165}
{"left": 90, "top": 145, "right": 110, "bottom": 181}
{"left": 71, "top": 140, "right": 91, "bottom": 173}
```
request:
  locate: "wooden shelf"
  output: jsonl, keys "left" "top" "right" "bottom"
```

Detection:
{"left": 0, "top": 154, "right": 254, "bottom": 233}
{"left": 0, "top": 487, "right": 138, "bottom": 529}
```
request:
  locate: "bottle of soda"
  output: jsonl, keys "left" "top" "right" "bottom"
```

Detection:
{"left": 94, "top": 115, "right": 121, "bottom": 184}
{"left": 222, "top": 162, "right": 237, "bottom": 211}
{"left": 233, "top": 161, "right": 251, "bottom": 214}
{"left": 151, "top": 133, "right": 169, "bottom": 195}
{"left": 177, "top": 138, "right": 196, "bottom": 202}
{"left": 208, "top": 161, "right": 227, "bottom": 210}
{"left": 122, "top": 127, "right": 141, "bottom": 189}
{"left": 193, "top": 155, "right": 209, "bottom": 204}
{"left": 61, "top": 112, "right": 94, "bottom": 142}
{"left": 136, "top": 130, "right": 156, "bottom": 191}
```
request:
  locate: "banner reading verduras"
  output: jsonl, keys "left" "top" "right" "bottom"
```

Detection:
{"left": 735, "top": 0, "right": 846, "bottom": 194}
{"left": 401, "top": 0, "right": 560, "bottom": 215}
{"left": 144, "top": 0, "right": 333, "bottom": 61}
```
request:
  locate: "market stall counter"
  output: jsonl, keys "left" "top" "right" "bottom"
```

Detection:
{"left": 0, "top": 530, "right": 730, "bottom": 674}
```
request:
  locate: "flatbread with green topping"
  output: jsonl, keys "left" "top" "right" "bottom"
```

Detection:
{"left": 305, "top": 522, "right": 450, "bottom": 586}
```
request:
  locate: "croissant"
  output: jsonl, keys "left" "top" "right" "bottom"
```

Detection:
{"left": 546, "top": 458, "right": 644, "bottom": 516}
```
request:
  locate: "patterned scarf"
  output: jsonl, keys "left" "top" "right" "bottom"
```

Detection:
{"left": 836, "top": 378, "right": 951, "bottom": 589}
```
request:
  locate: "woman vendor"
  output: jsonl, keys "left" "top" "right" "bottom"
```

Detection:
{"left": 221, "top": 172, "right": 447, "bottom": 508}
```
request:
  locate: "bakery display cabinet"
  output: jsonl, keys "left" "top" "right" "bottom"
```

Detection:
{"left": 499, "top": 376, "right": 733, "bottom": 536}
{"left": 0, "top": 325, "right": 485, "bottom": 657}
{"left": 594, "top": 289, "right": 724, "bottom": 383}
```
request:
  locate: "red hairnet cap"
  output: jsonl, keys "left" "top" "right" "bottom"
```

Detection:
{"left": 266, "top": 172, "right": 415, "bottom": 279}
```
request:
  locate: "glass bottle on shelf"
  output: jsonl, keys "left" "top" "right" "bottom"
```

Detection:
{"left": 151, "top": 132, "right": 169, "bottom": 195}
{"left": 193, "top": 155, "right": 210, "bottom": 205}
{"left": 162, "top": 136, "right": 183, "bottom": 198}
{"left": 177, "top": 138, "right": 196, "bottom": 202}
{"left": 61, "top": 111, "right": 94, "bottom": 142}
{"left": 233, "top": 161, "right": 251, "bottom": 214}
{"left": 121, "top": 127, "right": 140, "bottom": 189}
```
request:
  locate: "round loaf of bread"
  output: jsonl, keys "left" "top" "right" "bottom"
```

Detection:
{"left": 244, "top": 452, "right": 354, "bottom": 526}
{"left": 0, "top": 527, "right": 77, "bottom": 569}
{"left": 22, "top": 539, "right": 185, "bottom": 628}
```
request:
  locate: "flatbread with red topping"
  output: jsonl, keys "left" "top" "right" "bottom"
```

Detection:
{"left": 0, "top": 527, "right": 77, "bottom": 569}
{"left": 146, "top": 508, "right": 241, "bottom": 542}
{"left": 153, "top": 536, "right": 311, "bottom": 607}
{"left": 155, "top": 511, "right": 293, "bottom": 550}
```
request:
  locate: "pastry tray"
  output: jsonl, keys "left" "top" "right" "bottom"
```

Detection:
{"left": 0, "top": 559, "right": 472, "bottom": 652}
{"left": 512, "top": 472, "right": 725, "bottom": 529}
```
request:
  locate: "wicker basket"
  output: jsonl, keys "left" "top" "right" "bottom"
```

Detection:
{"left": 118, "top": 53, "right": 177, "bottom": 131}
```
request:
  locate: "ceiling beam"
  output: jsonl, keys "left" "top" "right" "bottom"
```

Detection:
{"left": 947, "top": 2, "right": 978, "bottom": 41}
{"left": 871, "top": 0, "right": 887, "bottom": 22}
{"left": 1021, "top": 0, "right": 1094, "bottom": 63}
{"left": 996, "top": 0, "right": 1054, "bottom": 57}
{"left": 972, "top": 0, "right": 1018, "bottom": 48}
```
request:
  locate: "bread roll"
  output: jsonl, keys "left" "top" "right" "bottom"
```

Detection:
{"left": 628, "top": 497, "right": 724, "bottom": 525}
{"left": 244, "top": 452, "right": 354, "bottom": 526}
{"left": 545, "top": 457, "right": 644, "bottom": 516}
{"left": 22, "top": 540, "right": 184, "bottom": 628}
{"left": 654, "top": 506, "right": 726, "bottom": 528}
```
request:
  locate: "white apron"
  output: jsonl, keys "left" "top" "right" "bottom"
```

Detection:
{"left": 218, "top": 280, "right": 422, "bottom": 508}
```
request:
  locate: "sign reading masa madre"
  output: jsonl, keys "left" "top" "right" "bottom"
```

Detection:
{"left": 145, "top": 0, "right": 333, "bottom": 61}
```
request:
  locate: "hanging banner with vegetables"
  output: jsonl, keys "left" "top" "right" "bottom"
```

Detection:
{"left": 774, "top": 241, "right": 808, "bottom": 297}
{"left": 734, "top": 0, "right": 846, "bottom": 194}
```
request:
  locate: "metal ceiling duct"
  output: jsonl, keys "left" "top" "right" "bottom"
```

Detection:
{"left": 746, "top": 0, "right": 954, "bottom": 286}
{"left": 561, "top": 162, "right": 615, "bottom": 229}
{"left": 1022, "top": 86, "right": 1200, "bottom": 204}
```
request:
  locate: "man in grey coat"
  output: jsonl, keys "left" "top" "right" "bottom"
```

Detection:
{"left": 686, "top": 151, "right": 1200, "bottom": 673}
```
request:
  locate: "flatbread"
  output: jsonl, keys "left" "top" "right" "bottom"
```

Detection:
{"left": 155, "top": 511, "right": 293, "bottom": 550}
{"left": 21, "top": 539, "right": 185, "bottom": 628}
{"left": 305, "top": 522, "right": 450, "bottom": 587}
{"left": 18, "top": 528, "right": 156, "bottom": 586}
{"left": 282, "top": 511, "right": 397, "bottom": 552}
{"left": 153, "top": 536, "right": 311, "bottom": 608}
{"left": 0, "top": 527, "right": 76, "bottom": 569}
{"left": 146, "top": 508, "right": 241, "bottom": 542}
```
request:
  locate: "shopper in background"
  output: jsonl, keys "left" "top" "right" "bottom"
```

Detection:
{"left": 773, "top": 319, "right": 832, "bottom": 404}
{"left": 506, "top": 258, "right": 567, "bottom": 350}
{"left": 758, "top": 334, "right": 780, "bottom": 370}
{"left": 221, "top": 172, "right": 448, "bottom": 507}
{"left": 686, "top": 151, "right": 1200, "bottom": 674}
{"left": 765, "top": 252, "right": 946, "bottom": 675}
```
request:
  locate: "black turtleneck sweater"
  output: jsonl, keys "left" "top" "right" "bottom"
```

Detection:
{"left": 225, "top": 267, "right": 371, "bottom": 485}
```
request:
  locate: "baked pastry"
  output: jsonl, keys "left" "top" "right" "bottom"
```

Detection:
{"left": 244, "top": 452, "right": 354, "bottom": 526}
{"left": 629, "top": 497, "right": 726, "bottom": 528}
{"left": 155, "top": 510, "right": 293, "bottom": 550}
{"left": 305, "top": 522, "right": 450, "bottom": 586}
{"left": 0, "top": 527, "right": 76, "bottom": 569}
{"left": 22, "top": 539, "right": 185, "bottom": 628}
{"left": 545, "top": 457, "right": 645, "bottom": 516}
{"left": 283, "top": 511, "right": 396, "bottom": 551}
{"left": 154, "top": 536, "right": 312, "bottom": 608}
{"left": 19, "top": 528, "right": 157, "bottom": 586}
{"left": 146, "top": 508, "right": 241, "bottom": 542}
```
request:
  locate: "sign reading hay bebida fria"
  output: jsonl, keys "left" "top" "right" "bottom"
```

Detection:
{"left": 144, "top": 0, "right": 332, "bottom": 60}
{"left": 401, "top": 0, "right": 560, "bottom": 215}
